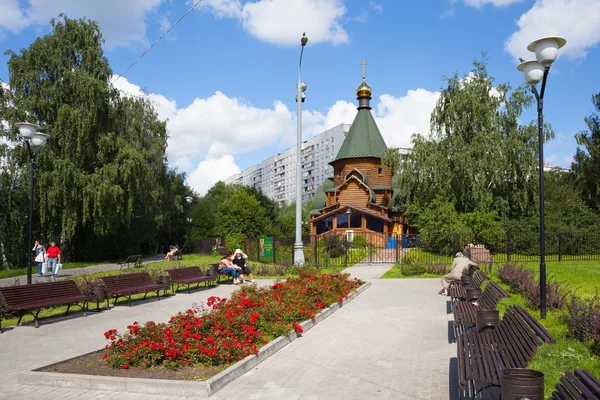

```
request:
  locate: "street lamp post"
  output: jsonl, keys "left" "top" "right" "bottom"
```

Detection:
{"left": 185, "top": 196, "right": 193, "bottom": 255}
{"left": 517, "top": 36, "right": 566, "bottom": 319}
{"left": 16, "top": 122, "right": 50, "bottom": 285}
{"left": 294, "top": 33, "right": 308, "bottom": 265}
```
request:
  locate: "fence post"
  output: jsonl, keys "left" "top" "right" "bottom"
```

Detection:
{"left": 558, "top": 232, "right": 562, "bottom": 262}
{"left": 257, "top": 238, "right": 261, "bottom": 263}
{"left": 344, "top": 235, "right": 348, "bottom": 267}
{"left": 506, "top": 232, "right": 511, "bottom": 263}
{"left": 395, "top": 234, "right": 399, "bottom": 263}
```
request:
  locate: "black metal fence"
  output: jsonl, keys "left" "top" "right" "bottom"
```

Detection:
{"left": 196, "top": 231, "right": 600, "bottom": 267}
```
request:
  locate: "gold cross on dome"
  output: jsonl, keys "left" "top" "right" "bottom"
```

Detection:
{"left": 359, "top": 60, "right": 368, "bottom": 78}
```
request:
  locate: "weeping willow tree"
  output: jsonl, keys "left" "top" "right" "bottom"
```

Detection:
{"left": 0, "top": 15, "right": 190, "bottom": 267}
{"left": 394, "top": 57, "right": 552, "bottom": 225}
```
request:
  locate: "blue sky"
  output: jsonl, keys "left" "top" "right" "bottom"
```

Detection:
{"left": 1, "top": 0, "right": 599, "bottom": 195}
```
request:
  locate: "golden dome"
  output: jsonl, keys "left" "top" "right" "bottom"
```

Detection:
{"left": 356, "top": 78, "right": 372, "bottom": 98}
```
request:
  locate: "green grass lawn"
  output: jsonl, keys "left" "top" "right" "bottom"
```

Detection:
{"left": 517, "top": 260, "right": 600, "bottom": 298}
{"left": 380, "top": 264, "right": 442, "bottom": 279}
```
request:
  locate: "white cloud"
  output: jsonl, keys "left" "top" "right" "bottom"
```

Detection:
{"left": 188, "top": 155, "right": 241, "bottom": 195}
{"left": 462, "top": 0, "right": 523, "bottom": 7}
{"left": 0, "top": 0, "right": 28, "bottom": 33}
{"left": 200, "top": 0, "right": 349, "bottom": 46}
{"left": 112, "top": 76, "right": 439, "bottom": 195}
{"left": 375, "top": 89, "right": 440, "bottom": 149}
{"left": 0, "top": 0, "right": 164, "bottom": 49}
{"left": 505, "top": 0, "right": 600, "bottom": 61}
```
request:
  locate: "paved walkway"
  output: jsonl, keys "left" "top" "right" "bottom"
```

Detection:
{"left": 0, "top": 255, "right": 165, "bottom": 287}
{"left": 0, "top": 263, "right": 458, "bottom": 399}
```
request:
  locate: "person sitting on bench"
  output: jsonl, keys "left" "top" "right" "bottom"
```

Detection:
{"left": 439, "top": 252, "right": 476, "bottom": 296}
{"left": 219, "top": 252, "right": 242, "bottom": 285}
{"left": 165, "top": 245, "right": 178, "bottom": 260}
{"left": 230, "top": 248, "right": 254, "bottom": 283}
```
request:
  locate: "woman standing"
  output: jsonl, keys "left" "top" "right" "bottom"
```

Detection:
{"left": 33, "top": 240, "right": 46, "bottom": 277}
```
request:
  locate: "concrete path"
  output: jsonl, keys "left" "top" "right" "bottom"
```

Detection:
{"left": 0, "top": 255, "right": 165, "bottom": 287}
{"left": 0, "top": 263, "right": 458, "bottom": 400}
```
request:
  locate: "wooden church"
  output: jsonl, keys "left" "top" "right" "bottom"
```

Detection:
{"left": 309, "top": 68, "right": 407, "bottom": 244}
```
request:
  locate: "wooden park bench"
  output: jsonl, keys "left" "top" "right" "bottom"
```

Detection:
{"left": 449, "top": 271, "right": 489, "bottom": 301}
{"left": 101, "top": 272, "right": 169, "bottom": 307}
{"left": 117, "top": 254, "right": 142, "bottom": 270}
{"left": 453, "top": 281, "right": 511, "bottom": 327}
{"left": 166, "top": 266, "right": 216, "bottom": 293}
{"left": 0, "top": 280, "right": 96, "bottom": 331}
{"left": 457, "top": 305, "right": 555, "bottom": 398}
{"left": 549, "top": 368, "right": 600, "bottom": 399}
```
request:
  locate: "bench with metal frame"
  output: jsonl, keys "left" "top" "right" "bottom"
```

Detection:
{"left": 549, "top": 368, "right": 600, "bottom": 399}
{"left": 166, "top": 266, "right": 216, "bottom": 293}
{"left": 449, "top": 270, "right": 489, "bottom": 300}
{"left": 117, "top": 254, "right": 142, "bottom": 270}
{"left": 0, "top": 280, "right": 96, "bottom": 331}
{"left": 457, "top": 304, "right": 555, "bottom": 398}
{"left": 101, "top": 272, "right": 169, "bottom": 307}
{"left": 452, "top": 281, "right": 511, "bottom": 327}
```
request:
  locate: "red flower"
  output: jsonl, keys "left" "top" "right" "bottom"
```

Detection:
{"left": 102, "top": 353, "right": 107, "bottom": 359}
{"left": 122, "top": 363, "right": 129, "bottom": 369}
{"left": 292, "top": 322, "right": 304, "bottom": 333}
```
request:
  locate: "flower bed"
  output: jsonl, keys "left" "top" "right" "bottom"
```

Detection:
{"left": 103, "top": 270, "right": 363, "bottom": 369}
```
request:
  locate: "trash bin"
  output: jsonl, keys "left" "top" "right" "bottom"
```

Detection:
{"left": 476, "top": 309, "right": 499, "bottom": 332}
{"left": 501, "top": 368, "right": 544, "bottom": 400}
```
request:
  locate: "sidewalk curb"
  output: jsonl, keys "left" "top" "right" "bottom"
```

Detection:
{"left": 17, "top": 281, "right": 372, "bottom": 398}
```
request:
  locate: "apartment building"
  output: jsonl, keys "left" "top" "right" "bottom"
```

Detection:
{"left": 225, "top": 123, "right": 350, "bottom": 205}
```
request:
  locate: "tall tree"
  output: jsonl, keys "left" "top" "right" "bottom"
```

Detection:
{"left": 572, "top": 92, "right": 600, "bottom": 210}
{"left": 0, "top": 15, "right": 184, "bottom": 263}
{"left": 398, "top": 56, "right": 549, "bottom": 221}
{"left": 215, "top": 189, "right": 273, "bottom": 239}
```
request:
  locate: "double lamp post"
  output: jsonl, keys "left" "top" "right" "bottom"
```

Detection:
{"left": 15, "top": 122, "right": 50, "bottom": 285}
{"left": 517, "top": 36, "right": 566, "bottom": 319}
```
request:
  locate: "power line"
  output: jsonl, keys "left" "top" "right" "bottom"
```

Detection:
{"left": 111, "top": 0, "right": 203, "bottom": 85}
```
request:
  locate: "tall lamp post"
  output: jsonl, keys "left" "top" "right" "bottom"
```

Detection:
{"left": 517, "top": 36, "right": 566, "bottom": 319}
{"left": 185, "top": 196, "right": 193, "bottom": 255}
{"left": 294, "top": 32, "right": 308, "bottom": 265}
{"left": 16, "top": 122, "right": 50, "bottom": 285}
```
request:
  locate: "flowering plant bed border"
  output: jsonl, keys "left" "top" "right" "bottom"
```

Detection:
{"left": 18, "top": 281, "right": 371, "bottom": 398}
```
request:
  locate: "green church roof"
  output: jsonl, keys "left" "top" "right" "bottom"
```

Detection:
{"left": 312, "top": 178, "right": 334, "bottom": 210}
{"left": 334, "top": 109, "right": 387, "bottom": 161}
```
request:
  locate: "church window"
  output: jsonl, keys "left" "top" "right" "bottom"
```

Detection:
{"left": 366, "top": 215, "right": 384, "bottom": 232}
{"left": 316, "top": 216, "right": 334, "bottom": 234}
{"left": 336, "top": 213, "right": 362, "bottom": 229}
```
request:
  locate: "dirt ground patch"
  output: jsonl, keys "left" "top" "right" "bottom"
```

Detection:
{"left": 38, "top": 350, "right": 227, "bottom": 381}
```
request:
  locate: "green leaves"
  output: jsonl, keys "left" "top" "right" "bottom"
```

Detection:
{"left": 398, "top": 56, "right": 542, "bottom": 222}
{"left": 573, "top": 92, "right": 600, "bottom": 210}
{"left": 0, "top": 15, "right": 190, "bottom": 266}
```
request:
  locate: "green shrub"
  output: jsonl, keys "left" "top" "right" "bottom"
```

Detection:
{"left": 401, "top": 263, "right": 426, "bottom": 276}
{"left": 402, "top": 248, "right": 423, "bottom": 264}
{"left": 352, "top": 235, "right": 368, "bottom": 248}
{"left": 225, "top": 233, "right": 244, "bottom": 252}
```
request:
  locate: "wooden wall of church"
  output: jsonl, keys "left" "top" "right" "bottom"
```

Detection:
{"left": 331, "top": 158, "right": 392, "bottom": 187}
{"left": 337, "top": 181, "right": 370, "bottom": 207}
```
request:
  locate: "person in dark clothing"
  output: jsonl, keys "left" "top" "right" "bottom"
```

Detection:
{"left": 230, "top": 248, "right": 254, "bottom": 283}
